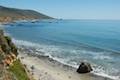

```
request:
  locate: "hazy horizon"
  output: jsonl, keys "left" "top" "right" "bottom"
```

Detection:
{"left": 0, "top": 0, "right": 120, "bottom": 20}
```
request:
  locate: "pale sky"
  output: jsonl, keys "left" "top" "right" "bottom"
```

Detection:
{"left": 0, "top": 0, "right": 120, "bottom": 20}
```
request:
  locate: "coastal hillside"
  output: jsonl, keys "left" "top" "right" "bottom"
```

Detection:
{"left": 0, "top": 29, "right": 32, "bottom": 80}
{"left": 0, "top": 5, "right": 53, "bottom": 22}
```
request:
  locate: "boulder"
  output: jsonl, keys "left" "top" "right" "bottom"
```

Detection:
{"left": 77, "top": 62, "right": 93, "bottom": 73}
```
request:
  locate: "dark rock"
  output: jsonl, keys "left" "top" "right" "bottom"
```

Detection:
{"left": 77, "top": 62, "right": 93, "bottom": 73}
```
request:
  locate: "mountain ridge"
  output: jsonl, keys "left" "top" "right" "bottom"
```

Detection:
{"left": 0, "top": 5, "right": 53, "bottom": 23}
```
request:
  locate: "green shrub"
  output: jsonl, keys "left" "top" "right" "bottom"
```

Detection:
{"left": 9, "top": 60, "right": 29, "bottom": 80}
{"left": 1, "top": 44, "right": 10, "bottom": 54}
{"left": 10, "top": 43, "right": 18, "bottom": 56}
{"left": 4, "top": 36, "right": 12, "bottom": 46}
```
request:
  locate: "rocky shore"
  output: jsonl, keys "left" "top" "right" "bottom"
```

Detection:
{"left": 18, "top": 47, "right": 114, "bottom": 80}
{"left": 0, "top": 18, "right": 117, "bottom": 80}
{"left": 0, "top": 5, "right": 53, "bottom": 79}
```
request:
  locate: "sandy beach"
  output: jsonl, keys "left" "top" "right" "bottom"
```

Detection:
{"left": 18, "top": 52, "right": 113, "bottom": 80}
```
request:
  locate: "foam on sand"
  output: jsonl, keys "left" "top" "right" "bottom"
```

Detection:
{"left": 19, "top": 52, "right": 115, "bottom": 80}
{"left": 14, "top": 38, "right": 119, "bottom": 80}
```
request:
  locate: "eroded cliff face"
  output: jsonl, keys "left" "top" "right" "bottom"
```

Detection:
{"left": 0, "top": 30, "right": 18, "bottom": 62}
{"left": 0, "top": 29, "right": 18, "bottom": 80}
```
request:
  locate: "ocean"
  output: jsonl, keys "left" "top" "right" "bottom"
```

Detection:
{"left": 3, "top": 19, "right": 120, "bottom": 80}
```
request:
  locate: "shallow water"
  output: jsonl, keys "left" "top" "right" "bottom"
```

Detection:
{"left": 4, "top": 19, "right": 120, "bottom": 80}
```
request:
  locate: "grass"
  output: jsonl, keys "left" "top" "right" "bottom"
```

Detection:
{"left": 9, "top": 60, "right": 30, "bottom": 80}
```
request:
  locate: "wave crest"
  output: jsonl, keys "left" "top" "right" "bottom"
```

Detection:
{"left": 13, "top": 38, "right": 119, "bottom": 80}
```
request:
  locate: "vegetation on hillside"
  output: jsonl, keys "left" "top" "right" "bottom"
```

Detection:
{"left": 9, "top": 60, "right": 29, "bottom": 80}
{"left": 0, "top": 29, "right": 31, "bottom": 80}
{"left": 0, "top": 5, "right": 53, "bottom": 22}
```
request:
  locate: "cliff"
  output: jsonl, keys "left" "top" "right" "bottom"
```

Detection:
{"left": 0, "top": 29, "right": 31, "bottom": 80}
{"left": 0, "top": 5, "right": 53, "bottom": 23}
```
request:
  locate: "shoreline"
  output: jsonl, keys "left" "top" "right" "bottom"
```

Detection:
{"left": 2, "top": 21, "right": 119, "bottom": 80}
{"left": 18, "top": 49, "right": 114, "bottom": 80}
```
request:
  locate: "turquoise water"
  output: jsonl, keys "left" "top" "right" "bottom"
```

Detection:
{"left": 4, "top": 20, "right": 120, "bottom": 79}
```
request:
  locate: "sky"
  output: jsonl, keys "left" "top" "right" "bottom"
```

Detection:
{"left": 0, "top": 0, "right": 120, "bottom": 20}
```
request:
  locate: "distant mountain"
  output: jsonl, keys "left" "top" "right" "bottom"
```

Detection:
{"left": 0, "top": 6, "right": 53, "bottom": 22}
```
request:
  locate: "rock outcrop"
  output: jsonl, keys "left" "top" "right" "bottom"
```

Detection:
{"left": 0, "top": 30, "right": 18, "bottom": 65}
{"left": 0, "top": 29, "right": 18, "bottom": 80}
{"left": 77, "top": 62, "right": 93, "bottom": 73}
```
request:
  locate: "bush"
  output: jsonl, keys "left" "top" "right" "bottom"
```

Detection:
{"left": 1, "top": 44, "right": 10, "bottom": 54}
{"left": 9, "top": 60, "right": 29, "bottom": 80}
{"left": 4, "top": 36, "right": 18, "bottom": 56}
{"left": 4, "top": 36, "right": 12, "bottom": 46}
{"left": 10, "top": 43, "right": 18, "bottom": 56}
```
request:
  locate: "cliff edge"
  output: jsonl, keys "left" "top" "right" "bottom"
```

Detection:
{"left": 0, "top": 29, "right": 32, "bottom": 80}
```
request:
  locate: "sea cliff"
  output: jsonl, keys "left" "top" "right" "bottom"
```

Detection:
{"left": 0, "top": 5, "right": 53, "bottom": 80}
{"left": 0, "top": 29, "right": 33, "bottom": 80}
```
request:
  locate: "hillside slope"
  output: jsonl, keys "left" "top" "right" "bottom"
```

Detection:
{"left": 0, "top": 29, "right": 32, "bottom": 80}
{"left": 0, "top": 6, "right": 53, "bottom": 22}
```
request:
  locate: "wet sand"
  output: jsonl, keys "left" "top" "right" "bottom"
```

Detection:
{"left": 18, "top": 52, "right": 114, "bottom": 80}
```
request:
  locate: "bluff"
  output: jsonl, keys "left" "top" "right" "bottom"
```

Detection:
{"left": 0, "top": 5, "right": 53, "bottom": 23}
{"left": 0, "top": 30, "right": 31, "bottom": 80}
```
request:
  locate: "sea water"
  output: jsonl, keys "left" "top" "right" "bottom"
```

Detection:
{"left": 4, "top": 20, "right": 120, "bottom": 80}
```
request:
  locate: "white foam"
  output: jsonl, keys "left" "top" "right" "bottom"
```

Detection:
{"left": 13, "top": 38, "right": 120, "bottom": 80}
{"left": 93, "top": 55, "right": 112, "bottom": 60}
{"left": 12, "top": 38, "right": 40, "bottom": 47}
{"left": 13, "top": 38, "right": 79, "bottom": 68}
{"left": 92, "top": 66, "right": 120, "bottom": 80}
{"left": 92, "top": 72, "right": 119, "bottom": 80}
